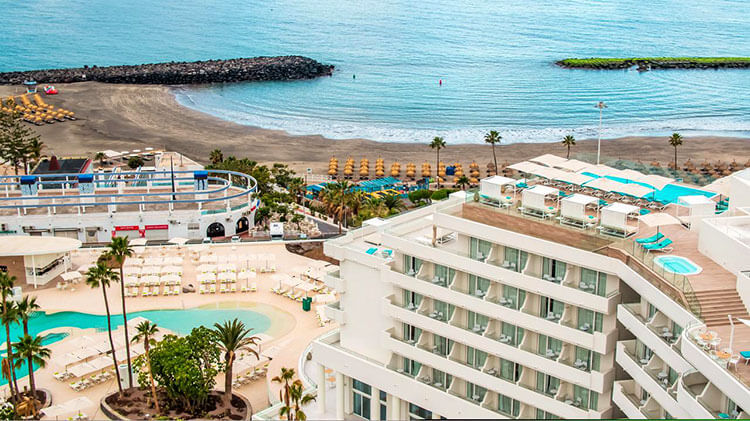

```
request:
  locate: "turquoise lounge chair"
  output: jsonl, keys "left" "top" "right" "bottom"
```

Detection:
{"left": 643, "top": 238, "right": 673, "bottom": 252}
{"left": 639, "top": 208, "right": 651, "bottom": 215}
{"left": 365, "top": 247, "right": 378, "bottom": 255}
{"left": 636, "top": 232, "right": 664, "bottom": 244}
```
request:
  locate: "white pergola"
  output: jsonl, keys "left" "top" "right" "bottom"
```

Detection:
{"left": 480, "top": 176, "right": 517, "bottom": 203}
{"left": 530, "top": 154, "right": 568, "bottom": 167}
{"left": 561, "top": 194, "right": 599, "bottom": 227}
{"left": 600, "top": 202, "right": 640, "bottom": 237}
{"left": 522, "top": 185, "right": 559, "bottom": 212}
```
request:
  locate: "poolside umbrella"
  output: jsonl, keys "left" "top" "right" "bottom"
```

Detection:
{"left": 638, "top": 212, "right": 681, "bottom": 235}
{"left": 168, "top": 237, "right": 189, "bottom": 246}
{"left": 129, "top": 238, "right": 148, "bottom": 246}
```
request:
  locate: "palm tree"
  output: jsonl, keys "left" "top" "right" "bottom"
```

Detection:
{"left": 383, "top": 194, "right": 405, "bottom": 214}
{"left": 668, "top": 133, "right": 683, "bottom": 170}
{"left": 321, "top": 181, "right": 352, "bottom": 234}
{"left": 213, "top": 319, "right": 260, "bottom": 411}
{"left": 429, "top": 137, "right": 446, "bottom": 188}
{"left": 94, "top": 151, "right": 106, "bottom": 166}
{"left": 0, "top": 272, "right": 20, "bottom": 402}
{"left": 272, "top": 367, "right": 315, "bottom": 421}
{"left": 15, "top": 296, "right": 39, "bottom": 337}
{"left": 562, "top": 135, "right": 576, "bottom": 159}
{"left": 26, "top": 139, "right": 45, "bottom": 163}
{"left": 132, "top": 321, "right": 160, "bottom": 413}
{"left": 209, "top": 149, "right": 224, "bottom": 165}
{"left": 105, "top": 237, "right": 134, "bottom": 389}
{"left": 484, "top": 131, "right": 502, "bottom": 174}
{"left": 455, "top": 175, "right": 470, "bottom": 190}
{"left": 86, "top": 261, "right": 123, "bottom": 394}
{"left": 13, "top": 334, "right": 50, "bottom": 415}
{"left": 287, "top": 380, "right": 316, "bottom": 421}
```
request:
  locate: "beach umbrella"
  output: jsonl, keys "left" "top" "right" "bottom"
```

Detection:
{"left": 168, "top": 237, "right": 189, "bottom": 246}
{"left": 638, "top": 212, "right": 681, "bottom": 235}
{"left": 129, "top": 238, "right": 148, "bottom": 246}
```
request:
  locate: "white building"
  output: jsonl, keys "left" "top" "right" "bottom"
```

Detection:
{"left": 0, "top": 167, "right": 258, "bottom": 243}
{"left": 305, "top": 167, "right": 750, "bottom": 420}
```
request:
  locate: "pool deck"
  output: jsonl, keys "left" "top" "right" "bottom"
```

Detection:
{"left": 5, "top": 241, "right": 338, "bottom": 420}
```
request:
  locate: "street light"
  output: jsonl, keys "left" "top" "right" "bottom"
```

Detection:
{"left": 595, "top": 101, "right": 607, "bottom": 165}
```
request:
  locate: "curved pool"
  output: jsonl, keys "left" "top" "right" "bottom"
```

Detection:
{"left": 654, "top": 256, "right": 702, "bottom": 275}
{"left": 1, "top": 301, "right": 284, "bottom": 385}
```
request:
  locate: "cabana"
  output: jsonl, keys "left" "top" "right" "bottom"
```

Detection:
{"left": 479, "top": 176, "right": 517, "bottom": 206}
{"left": 599, "top": 203, "right": 640, "bottom": 237}
{"left": 521, "top": 185, "right": 559, "bottom": 218}
{"left": 530, "top": 154, "right": 568, "bottom": 168}
{"left": 554, "top": 159, "right": 590, "bottom": 172}
{"left": 560, "top": 194, "right": 599, "bottom": 228}
{"left": 675, "top": 195, "right": 716, "bottom": 228}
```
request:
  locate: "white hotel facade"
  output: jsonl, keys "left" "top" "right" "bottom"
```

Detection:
{"left": 309, "top": 169, "right": 750, "bottom": 420}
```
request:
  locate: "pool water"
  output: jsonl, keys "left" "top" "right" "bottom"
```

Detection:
{"left": 581, "top": 172, "right": 715, "bottom": 203}
{"left": 654, "top": 256, "right": 702, "bottom": 275}
{"left": 1, "top": 302, "right": 273, "bottom": 384}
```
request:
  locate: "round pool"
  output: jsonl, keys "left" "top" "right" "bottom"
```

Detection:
{"left": 654, "top": 256, "right": 702, "bottom": 275}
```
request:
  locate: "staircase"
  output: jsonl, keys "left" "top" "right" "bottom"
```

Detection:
{"left": 694, "top": 289, "right": 750, "bottom": 327}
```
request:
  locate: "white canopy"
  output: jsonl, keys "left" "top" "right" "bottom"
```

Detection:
{"left": 238, "top": 270, "right": 257, "bottom": 279}
{"left": 554, "top": 171, "right": 593, "bottom": 186}
{"left": 198, "top": 264, "right": 217, "bottom": 273}
{"left": 42, "top": 397, "right": 94, "bottom": 418}
{"left": 197, "top": 272, "right": 216, "bottom": 282}
{"left": 160, "top": 265, "right": 182, "bottom": 274}
{"left": 508, "top": 161, "right": 548, "bottom": 174}
{"left": 141, "top": 265, "right": 161, "bottom": 275}
{"left": 163, "top": 256, "right": 183, "bottom": 265}
{"left": 199, "top": 254, "right": 218, "bottom": 263}
{"left": 522, "top": 185, "right": 558, "bottom": 211}
{"left": 611, "top": 183, "right": 654, "bottom": 198}
{"left": 561, "top": 194, "right": 599, "bottom": 222}
{"left": 678, "top": 195, "right": 714, "bottom": 206}
{"left": 123, "top": 266, "right": 141, "bottom": 276}
{"left": 129, "top": 238, "right": 148, "bottom": 246}
{"left": 480, "top": 176, "right": 516, "bottom": 200}
{"left": 294, "top": 282, "right": 317, "bottom": 292}
{"left": 585, "top": 177, "right": 620, "bottom": 192}
{"left": 60, "top": 271, "right": 82, "bottom": 282}
{"left": 160, "top": 274, "right": 181, "bottom": 284}
{"left": 168, "top": 237, "right": 190, "bottom": 245}
{"left": 88, "top": 355, "right": 113, "bottom": 370}
{"left": 639, "top": 212, "right": 681, "bottom": 233}
{"left": 620, "top": 169, "right": 647, "bottom": 180}
{"left": 636, "top": 174, "right": 674, "bottom": 190}
{"left": 530, "top": 154, "right": 568, "bottom": 167}
{"left": 218, "top": 271, "right": 237, "bottom": 281}
{"left": 555, "top": 159, "right": 590, "bottom": 172}
{"left": 533, "top": 166, "right": 569, "bottom": 180}
{"left": 141, "top": 275, "right": 160, "bottom": 284}
{"left": 69, "top": 362, "right": 97, "bottom": 378}
{"left": 601, "top": 203, "right": 640, "bottom": 234}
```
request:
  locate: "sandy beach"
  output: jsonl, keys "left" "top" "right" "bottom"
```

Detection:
{"left": 1, "top": 82, "right": 748, "bottom": 174}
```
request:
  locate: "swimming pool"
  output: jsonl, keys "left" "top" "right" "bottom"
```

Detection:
{"left": 654, "top": 256, "right": 702, "bottom": 275}
{"left": 581, "top": 172, "right": 715, "bottom": 204}
{"left": 1, "top": 302, "right": 275, "bottom": 384}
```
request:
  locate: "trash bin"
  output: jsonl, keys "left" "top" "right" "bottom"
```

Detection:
{"left": 302, "top": 297, "right": 312, "bottom": 312}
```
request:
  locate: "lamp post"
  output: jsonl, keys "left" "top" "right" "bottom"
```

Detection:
{"left": 595, "top": 101, "right": 607, "bottom": 165}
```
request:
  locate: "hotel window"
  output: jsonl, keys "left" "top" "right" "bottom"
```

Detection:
{"left": 647, "top": 302, "right": 657, "bottom": 320}
{"left": 536, "top": 409, "right": 561, "bottom": 419}
{"left": 379, "top": 391, "right": 387, "bottom": 421}
{"left": 500, "top": 358, "right": 522, "bottom": 382}
{"left": 431, "top": 368, "right": 452, "bottom": 390}
{"left": 352, "top": 379, "right": 371, "bottom": 420}
{"left": 404, "top": 255, "right": 422, "bottom": 276}
{"left": 501, "top": 322, "right": 524, "bottom": 347}
{"left": 465, "top": 382, "right": 487, "bottom": 403}
{"left": 536, "top": 372, "right": 560, "bottom": 396}
{"left": 467, "top": 311, "right": 488, "bottom": 333}
{"left": 468, "top": 274, "right": 490, "bottom": 298}
{"left": 469, "top": 237, "right": 492, "bottom": 261}
{"left": 503, "top": 247, "right": 528, "bottom": 272}
{"left": 433, "top": 299, "right": 455, "bottom": 322}
{"left": 540, "top": 297, "right": 564, "bottom": 321}
{"left": 501, "top": 285, "right": 526, "bottom": 309}
{"left": 542, "top": 257, "right": 567, "bottom": 282}
{"left": 408, "top": 403, "right": 432, "bottom": 420}
{"left": 466, "top": 346, "right": 487, "bottom": 370}
{"left": 403, "top": 290, "right": 423, "bottom": 310}
{"left": 433, "top": 264, "right": 454, "bottom": 287}
{"left": 402, "top": 357, "right": 422, "bottom": 377}
{"left": 580, "top": 268, "right": 607, "bottom": 296}
{"left": 636, "top": 340, "right": 653, "bottom": 363}
{"left": 538, "top": 334, "right": 562, "bottom": 359}
{"left": 573, "top": 385, "right": 598, "bottom": 410}
{"left": 574, "top": 346, "right": 600, "bottom": 372}
{"left": 498, "top": 393, "right": 521, "bottom": 417}
{"left": 434, "top": 335, "right": 453, "bottom": 357}
{"left": 577, "top": 308, "right": 603, "bottom": 333}
{"left": 403, "top": 323, "right": 422, "bottom": 343}
{"left": 668, "top": 367, "right": 679, "bottom": 387}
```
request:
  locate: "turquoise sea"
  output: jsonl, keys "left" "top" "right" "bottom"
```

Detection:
{"left": 2, "top": 0, "right": 749, "bottom": 143}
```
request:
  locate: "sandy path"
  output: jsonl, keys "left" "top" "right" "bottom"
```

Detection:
{"left": 1, "top": 82, "right": 748, "bottom": 174}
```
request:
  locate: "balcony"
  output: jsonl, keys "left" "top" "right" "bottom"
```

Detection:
{"left": 616, "top": 341, "right": 684, "bottom": 417}
{"left": 617, "top": 303, "right": 691, "bottom": 372}
{"left": 324, "top": 301, "right": 346, "bottom": 325}
{"left": 323, "top": 269, "right": 345, "bottom": 293}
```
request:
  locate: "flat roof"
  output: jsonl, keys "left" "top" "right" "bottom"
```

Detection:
{"left": 0, "top": 236, "right": 81, "bottom": 256}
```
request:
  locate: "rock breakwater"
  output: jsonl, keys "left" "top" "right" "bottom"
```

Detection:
{"left": 0, "top": 56, "right": 334, "bottom": 85}
{"left": 556, "top": 57, "right": 750, "bottom": 70}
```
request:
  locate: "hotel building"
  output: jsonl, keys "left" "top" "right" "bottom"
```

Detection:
{"left": 0, "top": 159, "right": 258, "bottom": 243}
{"left": 310, "top": 165, "right": 750, "bottom": 419}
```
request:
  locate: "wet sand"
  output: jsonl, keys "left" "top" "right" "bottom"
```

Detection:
{"left": 1, "top": 82, "right": 748, "bottom": 173}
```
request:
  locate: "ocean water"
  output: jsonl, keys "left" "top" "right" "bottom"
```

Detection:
{"left": 2, "top": 0, "right": 749, "bottom": 143}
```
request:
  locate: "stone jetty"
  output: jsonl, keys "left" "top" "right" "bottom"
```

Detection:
{"left": 0, "top": 56, "right": 334, "bottom": 85}
{"left": 556, "top": 57, "right": 750, "bottom": 70}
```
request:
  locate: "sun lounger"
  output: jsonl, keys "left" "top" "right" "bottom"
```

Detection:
{"left": 250, "top": 282, "right": 257, "bottom": 292}
{"left": 643, "top": 238, "right": 673, "bottom": 253}
{"left": 636, "top": 232, "right": 665, "bottom": 244}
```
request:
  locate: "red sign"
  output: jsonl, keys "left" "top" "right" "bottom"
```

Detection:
{"left": 114, "top": 225, "right": 139, "bottom": 231}
{"left": 144, "top": 224, "right": 168, "bottom": 230}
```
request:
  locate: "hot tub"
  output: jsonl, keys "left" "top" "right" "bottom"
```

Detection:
{"left": 654, "top": 256, "right": 702, "bottom": 275}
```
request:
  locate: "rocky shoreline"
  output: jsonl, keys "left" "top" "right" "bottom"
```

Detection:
{"left": 556, "top": 57, "right": 750, "bottom": 71}
{"left": 0, "top": 56, "right": 334, "bottom": 85}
